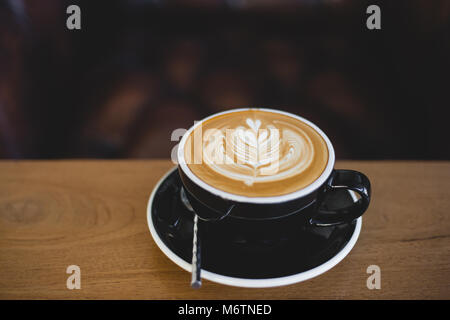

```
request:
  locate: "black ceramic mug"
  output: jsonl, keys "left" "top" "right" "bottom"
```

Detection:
{"left": 177, "top": 108, "right": 371, "bottom": 244}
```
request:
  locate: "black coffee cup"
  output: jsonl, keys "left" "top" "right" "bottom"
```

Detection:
{"left": 177, "top": 108, "right": 371, "bottom": 238}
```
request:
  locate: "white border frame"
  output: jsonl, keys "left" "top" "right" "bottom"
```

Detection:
{"left": 177, "top": 108, "right": 336, "bottom": 204}
{"left": 147, "top": 167, "right": 362, "bottom": 288}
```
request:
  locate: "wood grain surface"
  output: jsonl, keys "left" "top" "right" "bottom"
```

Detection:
{"left": 0, "top": 160, "right": 449, "bottom": 299}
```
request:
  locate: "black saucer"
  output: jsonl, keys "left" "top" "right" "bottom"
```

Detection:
{"left": 148, "top": 168, "right": 361, "bottom": 287}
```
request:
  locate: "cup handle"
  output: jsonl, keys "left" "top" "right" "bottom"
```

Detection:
{"left": 310, "top": 169, "right": 371, "bottom": 226}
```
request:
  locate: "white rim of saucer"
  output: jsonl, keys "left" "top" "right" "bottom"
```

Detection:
{"left": 147, "top": 167, "right": 362, "bottom": 288}
{"left": 177, "top": 108, "right": 336, "bottom": 204}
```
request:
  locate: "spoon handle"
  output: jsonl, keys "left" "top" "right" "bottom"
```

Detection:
{"left": 191, "top": 214, "right": 202, "bottom": 288}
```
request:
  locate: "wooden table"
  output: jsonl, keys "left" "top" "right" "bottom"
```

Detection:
{"left": 0, "top": 160, "right": 449, "bottom": 299}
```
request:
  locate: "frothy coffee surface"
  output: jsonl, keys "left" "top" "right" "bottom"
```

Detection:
{"left": 184, "top": 109, "right": 329, "bottom": 197}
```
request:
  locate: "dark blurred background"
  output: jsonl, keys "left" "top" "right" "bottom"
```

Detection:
{"left": 0, "top": 0, "right": 449, "bottom": 160}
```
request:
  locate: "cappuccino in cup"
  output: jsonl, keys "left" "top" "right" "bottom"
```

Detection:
{"left": 178, "top": 107, "right": 370, "bottom": 225}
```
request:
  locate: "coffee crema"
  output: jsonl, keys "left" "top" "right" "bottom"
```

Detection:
{"left": 183, "top": 109, "right": 329, "bottom": 197}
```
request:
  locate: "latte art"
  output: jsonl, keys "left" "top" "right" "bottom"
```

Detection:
{"left": 184, "top": 109, "right": 329, "bottom": 197}
{"left": 202, "top": 118, "right": 315, "bottom": 187}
